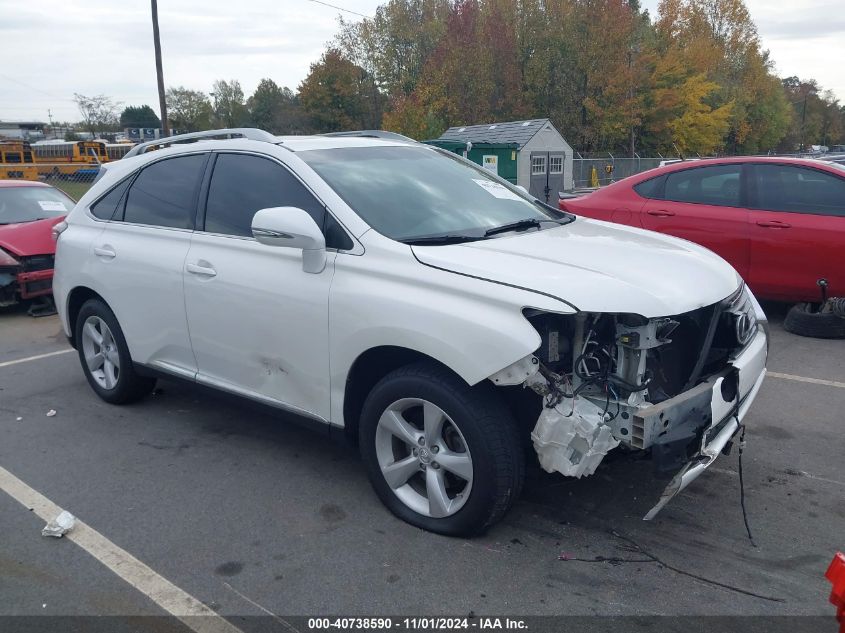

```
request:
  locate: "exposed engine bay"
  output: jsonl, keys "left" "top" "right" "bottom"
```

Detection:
{"left": 489, "top": 287, "right": 764, "bottom": 518}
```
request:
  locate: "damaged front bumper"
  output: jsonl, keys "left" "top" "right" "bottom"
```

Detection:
{"left": 0, "top": 266, "right": 55, "bottom": 306}
{"left": 642, "top": 329, "right": 767, "bottom": 519}
{"left": 491, "top": 316, "right": 768, "bottom": 520}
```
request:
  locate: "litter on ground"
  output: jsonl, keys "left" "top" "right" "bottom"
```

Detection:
{"left": 41, "top": 511, "right": 76, "bottom": 538}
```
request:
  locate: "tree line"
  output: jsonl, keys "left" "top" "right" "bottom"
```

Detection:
{"left": 72, "top": 0, "right": 844, "bottom": 155}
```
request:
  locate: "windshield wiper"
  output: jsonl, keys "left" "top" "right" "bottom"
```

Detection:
{"left": 484, "top": 218, "right": 543, "bottom": 237}
{"left": 401, "top": 234, "right": 483, "bottom": 246}
{"left": 534, "top": 199, "right": 576, "bottom": 223}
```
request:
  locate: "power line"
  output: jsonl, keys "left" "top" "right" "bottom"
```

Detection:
{"left": 307, "top": 0, "right": 370, "bottom": 18}
{"left": 0, "top": 73, "right": 75, "bottom": 102}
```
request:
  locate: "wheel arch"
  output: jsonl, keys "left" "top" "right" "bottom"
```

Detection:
{"left": 66, "top": 286, "right": 109, "bottom": 348}
{"left": 342, "top": 345, "right": 459, "bottom": 444}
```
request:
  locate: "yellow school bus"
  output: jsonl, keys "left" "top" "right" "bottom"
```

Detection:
{"left": 32, "top": 140, "right": 108, "bottom": 163}
{"left": 0, "top": 141, "right": 39, "bottom": 180}
{"left": 105, "top": 142, "right": 135, "bottom": 160}
{"left": 31, "top": 140, "right": 106, "bottom": 180}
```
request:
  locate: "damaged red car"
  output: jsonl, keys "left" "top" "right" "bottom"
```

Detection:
{"left": 0, "top": 181, "right": 74, "bottom": 309}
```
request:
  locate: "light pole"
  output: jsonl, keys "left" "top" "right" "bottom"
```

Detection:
{"left": 151, "top": 0, "right": 169, "bottom": 136}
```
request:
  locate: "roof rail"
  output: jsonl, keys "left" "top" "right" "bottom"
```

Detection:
{"left": 124, "top": 128, "right": 277, "bottom": 158}
{"left": 322, "top": 130, "right": 416, "bottom": 143}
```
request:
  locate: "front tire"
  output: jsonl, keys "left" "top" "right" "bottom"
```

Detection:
{"left": 359, "top": 361, "right": 524, "bottom": 536}
{"left": 75, "top": 299, "right": 156, "bottom": 404}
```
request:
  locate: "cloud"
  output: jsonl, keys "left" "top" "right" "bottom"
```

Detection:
{"left": 0, "top": 0, "right": 380, "bottom": 121}
{"left": 1, "top": 0, "right": 842, "bottom": 122}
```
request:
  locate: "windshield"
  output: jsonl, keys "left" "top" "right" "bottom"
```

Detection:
{"left": 300, "top": 145, "right": 566, "bottom": 241}
{"left": 0, "top": 186, "right": 74, "bottom": 225}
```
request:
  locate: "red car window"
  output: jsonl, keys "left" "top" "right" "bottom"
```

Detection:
{"left": 753, "top": 164, "right": 845, "bottom": 217}
{"left": 664, "top": 165, "right": 742, "bottom": 207}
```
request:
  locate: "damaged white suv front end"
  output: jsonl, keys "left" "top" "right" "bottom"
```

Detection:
{"left": 491, "top": 285, "right": 768, "bottom": 519}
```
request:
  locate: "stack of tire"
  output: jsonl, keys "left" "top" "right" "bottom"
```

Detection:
{"left": 784, "top": 298, "right": 845, "bottom": 339}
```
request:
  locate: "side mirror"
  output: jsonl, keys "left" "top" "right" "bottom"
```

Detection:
{"left": 251, "top": 207, "right": 327, "bottom": 274}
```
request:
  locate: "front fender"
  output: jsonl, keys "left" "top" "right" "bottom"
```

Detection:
{"left": 327, "top": 240, "right": 573, "bottom": 426}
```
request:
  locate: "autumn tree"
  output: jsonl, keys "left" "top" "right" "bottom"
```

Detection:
{"left": 336, "top": 0, "right": 451, "bottom": 98}
{"left": 298, "top": 49, "right": 382, "bottom": 132}
{"left": 316, "top": 0, "right": 811, "bottom": 152}
{"left": 165, "top": 87, "right": 213, "bottom": 132}
{"left": 654, "top": 0, "right": 789, "bottom": 152}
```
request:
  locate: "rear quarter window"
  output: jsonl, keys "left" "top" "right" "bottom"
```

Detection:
{"left": 633, "top": 176, "right": 664, "bottom": 199}
{"left": 89, "top": 177, "right": 132, "bottom": 220}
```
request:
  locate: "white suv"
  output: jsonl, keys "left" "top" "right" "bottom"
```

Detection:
{"left": 53, "top": 129, "right": 768, "bottom": 535}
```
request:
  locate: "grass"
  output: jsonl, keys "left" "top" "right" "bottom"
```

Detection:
{"left": 50, "top": 180, "right": 93, "bottom": 202}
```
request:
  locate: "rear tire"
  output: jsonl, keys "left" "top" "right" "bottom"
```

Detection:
{"left": 359, "top": 361, "right": 524, "bottom": 536}
{"left": 75, "top": 299, "right": 156, "bottom": 403}
{"left": 783, "top": 301, "right": 845, "bottom": 339}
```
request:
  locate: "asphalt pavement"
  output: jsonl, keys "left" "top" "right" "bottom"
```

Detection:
{"left": 0, "top": 301, "right": 843, "bottom": 625}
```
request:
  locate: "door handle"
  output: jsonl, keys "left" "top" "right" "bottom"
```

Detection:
{"left": 647, "top": 209, "right": 675, "bottom": 217}
{"left": 93, "top": 245, "right": 116, "bottom": 259}
{"left": 186, "top": 262, "right": 217, "bottom": 277}
{"left": 756, "top": 220, "right": 791, "bottom": 228}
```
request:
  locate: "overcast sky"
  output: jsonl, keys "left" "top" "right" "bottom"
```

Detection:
{"left": 0, "top": 0, "right": 842, "bottom": 123}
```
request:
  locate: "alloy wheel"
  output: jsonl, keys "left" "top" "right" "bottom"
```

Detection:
{"left": 374, "top": 398, "right": 474, "bottom": 518}
{"left": 80, "top": 315, "right": 120, "bottom": 390}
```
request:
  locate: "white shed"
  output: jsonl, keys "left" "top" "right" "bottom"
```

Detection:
{"left": 435, "top": 118, "right": 574, "bottom": 202}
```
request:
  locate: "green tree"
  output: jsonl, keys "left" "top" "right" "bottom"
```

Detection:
{"left": 211, "top": 80, "right": 249, "bottom": 128}
{"left": 119, "top": 105, "right": 161, "bottom": 129}
{"left": 247, "top": 79, "right": 306, "bottom": 133}
{"left": 165, "top": 86, "right": 213, "bottom": 132}
{"left": 298, "top": 49, "right": 382, "bottom": 132}
{"left": 248, "top": 79, "right": 284, "bottom": 131}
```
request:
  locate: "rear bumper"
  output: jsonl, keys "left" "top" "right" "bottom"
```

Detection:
{"left": 643, "top": 328, "right": 768, "bottom": 520}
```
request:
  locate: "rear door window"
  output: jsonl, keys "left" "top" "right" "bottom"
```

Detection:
{"left": 664, "top": 164, "right": 742, "bottom": 207}
{"left": 122, "top": 154, "right": 207, "bottom": 228}
{"left": 752, "top": 164, "right": 845, "bottom": 217}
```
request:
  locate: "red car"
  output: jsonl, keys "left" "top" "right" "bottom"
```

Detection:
{"left": 0, "top": 181, "right": 74, "bottom": 308}
{"left": 559, "top": 157, "right": 844, "bottom": 304}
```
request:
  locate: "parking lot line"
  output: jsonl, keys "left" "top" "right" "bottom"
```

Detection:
{"left": 0, "top": 348, "right": 74, "bottom": 368}
{"left": 768, "top": 371, "right": 845, "bottom": 389}
{"left": 0, "top": 464, "right": 244, "bottom": 633}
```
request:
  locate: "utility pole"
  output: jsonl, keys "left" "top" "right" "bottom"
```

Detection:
{"left": 799, "top": 91, "right": 807, "bottom": 152}
{"left": 151, "top": 0, "right": 169, "bottom": 136}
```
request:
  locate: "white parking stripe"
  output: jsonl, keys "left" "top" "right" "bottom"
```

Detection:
{"left": 768, "top": 371, "right": 845, "bottom": 389}
{"left": 0, "top": 348, "right": 74, "bottom": 368}
{"left": 0, "top": 465, "right": 244, "bottom": 633}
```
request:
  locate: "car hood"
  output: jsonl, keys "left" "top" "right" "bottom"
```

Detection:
{"left": 0, "top": 216, "right": 64, "bottom": 258}
{"left": 411, "top": 218, "right": 742, "bottom": 317}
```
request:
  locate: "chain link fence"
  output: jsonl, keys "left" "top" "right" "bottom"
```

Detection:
{"left": 0, "top": 139, "right": 110, "bottom": 201}
{"left": 571, "top": 154, "right": 668, "bottom": 189}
